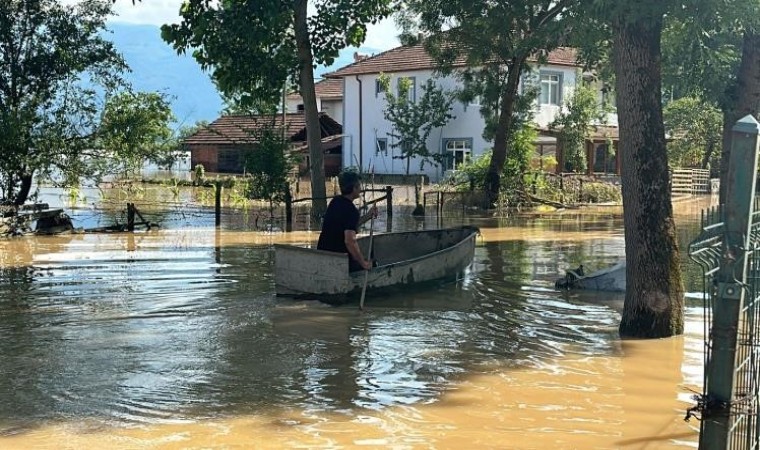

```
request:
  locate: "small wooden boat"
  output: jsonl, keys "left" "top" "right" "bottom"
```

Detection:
{"left": 275, "top": 225, "right": 479, "bottom": 302}
{"left": 555, "top": 260, "right": 626, "bottom": 292}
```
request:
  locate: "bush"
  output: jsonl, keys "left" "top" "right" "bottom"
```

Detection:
{"left": 580, "top": 181, "right": 622, "bottom": 203}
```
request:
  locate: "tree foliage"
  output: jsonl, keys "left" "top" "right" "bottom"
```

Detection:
{"left": 0, "top": 0, "right": 174, "bottom": 205}
{"left": 455, "top": 123, "right": 537, "bottom": 193}
{"left": 398, "top": 0, "right": 576, "bottom": 206}
{"left": 162, "top": 0, "right": 394, "bottom": 217}
{"left": 378, "top": 74, "right": 456, "bottom": 174}
{"left": 550, "top": 75, "right": 612, "bottom": 173}
{"left": 663, "top": 96, "right": 722, "bottom": 169}
{"left": 244, "top": 127, "right": 293, "bottom": 205}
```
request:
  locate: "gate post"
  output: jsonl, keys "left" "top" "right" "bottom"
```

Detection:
{"left": 701, "top": 115, "right": 760, "bottom": 449}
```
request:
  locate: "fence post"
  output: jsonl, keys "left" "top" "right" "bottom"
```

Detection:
{"left": 700, "top": 115, "right": 760, "bottom": 450}
{"left": 215, "top": 181, "right": 222, "bottom": 228}
{"left": 385, "top": 186, "right": 393, "bottom": 219}
{"left": 284, "top": 183, "right": 293, "bottom": 232}
{"left": 127, "top": 202, "right": 135, "bottom": 232}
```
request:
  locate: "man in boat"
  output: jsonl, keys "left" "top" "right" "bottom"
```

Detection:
{"left": 317, "top": 171, "right": 378, "bottom": 272}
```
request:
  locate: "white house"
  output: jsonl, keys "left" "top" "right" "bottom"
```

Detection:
{"left": 324, "top": 42, "right": 620, "bottom": 181}
{"left": 286, "top": 77, "right": 344, "bottom": 124}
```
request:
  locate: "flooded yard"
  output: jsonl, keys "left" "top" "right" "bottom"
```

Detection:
{"left": 0, "top": 194, "right": 711, "bottom": 448}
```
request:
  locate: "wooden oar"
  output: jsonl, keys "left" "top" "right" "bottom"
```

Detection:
{"left": 359, "top": 214, "right": 374, "bottom": 310}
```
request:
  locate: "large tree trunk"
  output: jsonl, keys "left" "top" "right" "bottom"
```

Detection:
{"left": 719, "top": 30, "right": 760, "bottom": 203}
{"left": 612, "top": 15, "right": 684, "bottom": 338}
{"left": 14, "top": 172, "right": 32, "bottom": 206}
{"left": 293, "top": 0, "right": 327, "bottom": 219}
{"left": 484, "top": 57, "right": 526, "bottom": 207}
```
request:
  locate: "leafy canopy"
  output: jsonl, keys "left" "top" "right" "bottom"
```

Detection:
{"left": 0, "top": 0, "right": 174, "bottom": 204}
{"left": 244, "top": 126, "right": 294, "bottom": 204}
{"left": 161, "top": 0, "right": 394, "bottom": 107}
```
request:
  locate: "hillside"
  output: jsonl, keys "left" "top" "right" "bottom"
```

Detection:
{"left": 107, "top": 23, "right": 380, "bottom": 127}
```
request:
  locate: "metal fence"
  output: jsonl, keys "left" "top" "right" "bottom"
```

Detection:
{"left": 688, "top": 197, "right": 760, "bottom": 449}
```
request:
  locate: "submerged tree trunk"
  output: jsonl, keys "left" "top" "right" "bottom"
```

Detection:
{"left": 719, "top": 30, "right": 760, "bottom": 203}
{"left": 484, "top": 57, "right": 526, "bottom": 208}
{"left": 612, "top": 15, "right": 684, "bottom": 338}
{"left": 293, "top": 0, "right": 327, "bottom": 219}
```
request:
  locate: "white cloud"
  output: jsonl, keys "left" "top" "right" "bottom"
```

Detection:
{"left": 109, "top": 0, "right": 184, "bottom": 26}
{"left": 71, "top": 0, "right": 399, "bottom": 50}
{"left": 364, "top": 19, "right": 400, "bottom": 51}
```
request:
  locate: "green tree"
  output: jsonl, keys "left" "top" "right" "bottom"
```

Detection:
{"left": 378, "top": 74, "right": 456, "bottom": 174}
{"left": 663, "top": 96, "right": 722, "bottom": 169}
{"left": 0, "top": 0, "right": 173, "bottom": 205}
{"left": 161, "top": 0, "right": 394, "bottom": 219}
{"left": 398, "top": 0, "right": 575, "bottom": 206}
{"left": 549, "top": 74, "right": 612, "bottom": 173}
{"left": 244, "top": 126, "right": 293, "bottom": 210}
{"left": 98, "top": 91, "right": 175, "bottom": 175}
{"left": 457, "top": 123, "right": 537, "bottom": 196}
{"left": 577, "top": 0, "right": 684, "bottom": 338}
{"left": 656, "top": 1, "right": 760, "bottom": 202}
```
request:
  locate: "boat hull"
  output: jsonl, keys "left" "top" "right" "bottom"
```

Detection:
{"left": 275, "top": 226, "right": 478, "bottom": 301}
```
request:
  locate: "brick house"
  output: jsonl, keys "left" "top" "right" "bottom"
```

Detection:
{"left": 184, "top": 113, "right": 343, "bottom": 176}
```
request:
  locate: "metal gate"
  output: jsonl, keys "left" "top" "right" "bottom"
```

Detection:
{"left": 689, "top": 199, "right": 760, "bottom": 449}
{"left": 686, "top": 115, "right": 760, "bottom": 449}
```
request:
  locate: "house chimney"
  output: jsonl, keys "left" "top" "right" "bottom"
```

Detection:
{"left": 353, "top": 52, "right": 369, "bottom": 62}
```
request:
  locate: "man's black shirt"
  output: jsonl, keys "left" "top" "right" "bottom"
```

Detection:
{"left": 317, "top": 196, "right": 360, "bottom": 268}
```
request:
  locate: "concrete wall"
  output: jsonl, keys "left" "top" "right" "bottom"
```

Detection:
{"left": 321, "top": 99, "right": 343, "bottom": 124}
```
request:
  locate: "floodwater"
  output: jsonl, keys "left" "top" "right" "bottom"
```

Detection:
{"left": 0, "top": 196, "right": 713, "bottom": 449}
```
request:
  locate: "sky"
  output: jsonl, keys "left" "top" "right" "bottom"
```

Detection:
{"left": 108, "top": 0, "right": 401, "bottom": 52}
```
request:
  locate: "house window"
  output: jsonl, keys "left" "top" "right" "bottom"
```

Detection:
{"left": 297, "top": 104, "right": 305, "bottom": 112}
{"left": 443, "top": 138, "right": 472, "bottom": 170}
{"left": 397, "top": 76, "right": 416, "bottom": 102}
{"left": 375, "top": 138, "right": 388, "bottom": 155}
{"left": 375, "top": 79, "right": 383, "bottom": 97}
{"left": 540, "top": 72, "right": 562, "bottom": 105}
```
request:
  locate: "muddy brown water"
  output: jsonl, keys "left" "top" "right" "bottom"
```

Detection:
{"left": 0, "top": 198, "right": 712, "bottom": 449}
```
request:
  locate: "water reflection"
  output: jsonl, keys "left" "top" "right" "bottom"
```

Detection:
{"left": 0, "top": 198, "right": 711, "bottom": 447}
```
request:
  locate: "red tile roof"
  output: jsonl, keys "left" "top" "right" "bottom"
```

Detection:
{"left": 314, "top": 78, "right": 343, "bottom": 99}
{"left": 183, "top": 113, "right": 342, "bottom": 146}
{"left": 286, "top": 78, "right": 343, "bottom": 101}
{"left": 324, "top": 42, "right": 578, "bottom": 78}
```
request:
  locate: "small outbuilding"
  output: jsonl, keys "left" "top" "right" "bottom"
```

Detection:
{"left": 184, "top": 113, "right": 343, "bottom": 176}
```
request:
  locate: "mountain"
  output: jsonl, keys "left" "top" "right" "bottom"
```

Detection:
{"left": 107, "top": 23, "right": 383, "bottom": 127}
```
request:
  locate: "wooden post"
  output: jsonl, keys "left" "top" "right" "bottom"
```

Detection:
{"left": 215, "top": 182, "right": 222, "bottom": 228}
{"left": 285, "top": 183, "right": 293, "bottom": 232}
{"left": 385, "top": 186, "right": 393, "bottom": 219}
{"left": 126, "top": 203, "right": 135, "bottom": 232}
{"left": 701, "top": 115, "right": 760, "bottom": 450}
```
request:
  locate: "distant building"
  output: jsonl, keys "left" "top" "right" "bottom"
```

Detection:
{"left": 183, "top": 113, "right": 343, "bottom": 176}
{"left": 286, "top": 78, "right": 344, "bottom": 124}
